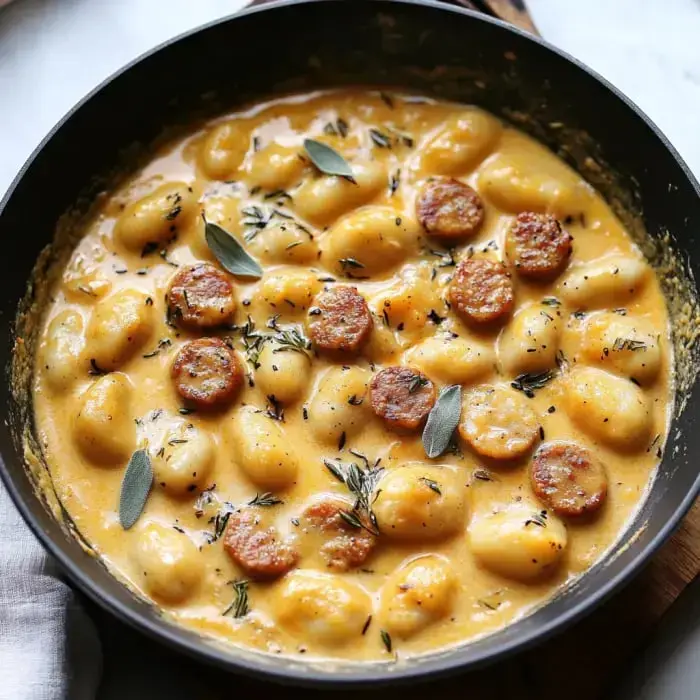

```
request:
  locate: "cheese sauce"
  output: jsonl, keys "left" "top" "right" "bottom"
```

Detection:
{"left": 32, "top": 90, "right": 672, "bottom": 662}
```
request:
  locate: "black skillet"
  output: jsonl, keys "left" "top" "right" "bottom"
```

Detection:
{"left": 1, "top": 0, "right": 699, "bottom": 687}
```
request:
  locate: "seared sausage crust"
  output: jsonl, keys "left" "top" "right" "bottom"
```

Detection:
{"left": 531, "top": 441, "right": 608, "bottom": 517}
{"left": 307, "top": 286, "right": 373, "bottom": 353}
{"left": 449, "top": 258, "right": 514, "bottom": 324}
{"left": 370, "top": 366, "right": 436, "bottom": 431}
{"left": 167, "top": 263, "right": 236, "bottom": 329}
{"left": 506, "top": 212, "right": 573, "bottom": 279}
{"left": 223, "top": 508, "right": 299, "bottom": 579}
{"left": 171, "top": 337, "right": 243, "bottom": 408}
{"left": 416, "top": 178, "right": 484, "bottom": 240}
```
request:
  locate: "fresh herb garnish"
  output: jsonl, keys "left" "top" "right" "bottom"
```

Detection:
{"left": 143, "top": 337, "right": 172, "bottom": 359}
{"left": 369, "top": 128, "right": 392, "bottom": 149}
{"left": 612, "top": 337, "right": 647, "bottom": 352}
{"left": 419, "top": 477, "right": 442, "bottom": 495}
{"left": 430, "top": 248, "right": 457, "bottom": 268}
{"left": 541, "top": 297, "right": 561, "bottom": 307}
{"left": 524, "top": 511, "right": 548, "bottom": 528}
{"left": 248, "top": 492, "right": 283, "bottom": 507}
{"left": 422, "top": 385, "right": 462, "bottom": 458}
{"left": 511, "top": 370, "right": 556, "bottom": 398}
{"left": 303, "top": 139, "right": 355, "bottom": 182}
{"left": 203, "top": 217, "right": 263, "bottom": 278}
{"left": 271, "top": 326, "right": 312, "bottom": 357}
{"left": 223, "top": 580, "right": 249, "bottom": 618}
{"left": 389, "top": 169, "right": 401, "bottom": 196}
{"left": 380, "top": 629, "right": 393, "bottom": 653}
{"left": 119, "top": 449, "right": 153, "bottom": 530}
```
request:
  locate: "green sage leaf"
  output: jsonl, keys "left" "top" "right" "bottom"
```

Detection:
{"left": 204, "top": 218, "right": 263, "bottom": 278}
{"left": 422, "top": 385, "right": 462, "bottom": 458}
{"left": 303, "top": 138, "right": 356, "bottom": 182}
{"left": 119, "top": 449, "right": 153, "bottom": 530}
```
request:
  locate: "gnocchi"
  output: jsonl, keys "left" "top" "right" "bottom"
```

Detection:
{"left": 41, "top": 309, "right": 85, "bottom": 392}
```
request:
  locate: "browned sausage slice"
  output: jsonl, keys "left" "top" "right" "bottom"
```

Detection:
{"left": 307, "top": 286, "right": 373, "bottom": 353}
{"left": 449, "top": 258, "right": 514, "bottom": 324}
{"left": 530, "top": 441, "right": 608, "bottom": 517}
{"left": 223, "top": 508, "right": 298, "bottom": 579}
{"left": 167, "top": 263, "right": 236, "bottom": 328}
{"left": 298, "top": 498, "right": 376, "bottom": 571}
{"left": 171, "top": 337, "right": 243, "bottom": 408}
{"left": 506, "top": 212, "right": 573, "bottom": 279}
{"left": 370, "top": 366, "right": 436, "bottom": 431}
{"left": 416, "top": 177, "right": 485, "bottom": 240}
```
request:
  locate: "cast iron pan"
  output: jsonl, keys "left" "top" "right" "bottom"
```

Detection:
{"left": 1, "top": 0, "right": 699, "bottom": 687}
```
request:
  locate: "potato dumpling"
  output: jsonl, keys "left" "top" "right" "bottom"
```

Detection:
{"left": 255, "top": 341, "right": 311, "bottom": 404}
{"left": 403, "top": 333, "right": 495, "bottom": 384}
{"left": 84, "top": 289, "right": 154, "bottom": 370}
{"left": 498, "top": 302, "right": 561, "bottom": 376}
{"left": 564, "top": 366, "right": 652, "bottom": 449}
{"left": 372, "top": 464, "right": 467, "bottom": 540}
{"left": 73, "top": 373, "right": 134, "bottom": 465}
{"left": 152, "top": 427, "right": 215, "bottom": 497}
{"left": 272, "top": 570, "right": 371, "bottom": 645}
{"left": 245, "top": 141, "right": 307, "bottom": 190}
{"left": 293, "top": 161, "right": 386, "bottom": 227}
{"left": 42, "top": 309, "right": 85, "bottom": 392}
{"left": 199, "top": 120, "right": 250, "bottom": 180}
{"left": 558, "top": 253, "right": 649, "bottom": 309}
{"left": 227, "top": 405, "right": 299, "bottom": 489}
{"left": 113, "top": 182, "right": 198, "bottom": 251}
{"left": 258, "top": 269, "right": 321, "bottom": 312}
{"left": 469, "top": 502, "right": 567, "bottom": 581}
{"left": 247, "top": 222, "right": 319, "bottom": 265}
{"left": 321, "top": 206, "right": 418, "bottom": 277}
{"left": 459, "top": 384, "right": 540, "bottom": 460}
{"left": 306, "top": 366, "right": 371, "bottom": 444}
{"left": 380, "top": 555, "right": 458, "bottom": 638}
{"left": 417, "top": 110, "right": 502, "bottom": 175}
{"left": 578, "top": 312, "right": 662, "bottom": 384}
{"left": 132, "top": 521, "right": 202, "bottom": 604}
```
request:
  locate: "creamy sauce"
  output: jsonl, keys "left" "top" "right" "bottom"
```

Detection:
{"left": 32, "top": 90, "right": 672, "bottom": 662}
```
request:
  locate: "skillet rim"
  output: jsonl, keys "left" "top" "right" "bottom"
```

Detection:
{"left": 1, "top": 0, "right": 700, "bottom": 687}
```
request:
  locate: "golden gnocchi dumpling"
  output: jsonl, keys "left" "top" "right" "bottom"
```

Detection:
{"left": 372, "top": 464, "right": 466, "bottom": 540}
{"left": 245, "top": 142, "right": 307, "bottom": 190}
{"left": 564, "top": 366, "right": 652, "bottom": 449}
{"left": 558, "top": 253, "right": 649, "bottom": 309}
{"left": 247, "top": 222, "right": 319, "bottom": 265}
{"left": 42, "top": 309, "right": 85, "bottom": 392}
{"left": 227, "top": 405, "right": 299, "bottom": 489}
{"left": 417, "top": 109, "right": 502, "bottom": 175}
{"left": 578, "top": 312, "right": 662, "bottom": 384}
{"left": 258, "top": 269, "right": 321, "bottom": 312}
{"left": 272, "top": 570, "right": 371, "bottom": 645}
{"left": 321, "top": 207, "right": 419, "bottom": 277}
{"left": 84, "top": 289, "right": 154, "bottom": 370}
{"left": 132, "top": 521, "right": 202, "bottom": 604}
{"left": 73, "top": 373, "right": 134, "bottom": 465}
{"left": 380, "top": 555, "right": 458, "bottom": 638}
{"left": 469, "top": 502, "right": 567, "bottom": 581}
{"left": 152, "top": 427, "right": 215, "bottom": 497}
{"left": 293, "top": 161, "right": 386, "bottom": 227}
{"left": 306, "top": 366, "right": 371, "bottom": 444}
{"left": 113, "top": 182, "right": 198, "bottom": 251}
{"left": 498, "top": 302, "right": 561, "bottom": 376}
{"left": 255, "top": 341, "right": 311, "bottom": 404}
{"left": 403, "top": 333, "right": 495, "bottom": 384}
{"left": 199, "top": 120, "right": 250, "bottom": 180}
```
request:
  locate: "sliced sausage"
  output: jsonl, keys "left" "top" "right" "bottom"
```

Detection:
{"left": 416, "top": 177, "right": 484, "bottom": 240}
{"left": 449, "top": 258, "right": 514, "bottom": 325}
{"left": 370, "top": 366, "right": 436, "bottom": 431}
{"left": 459, "top": 384, "right": 539, "bottom": 460}
{"left": 307, "top": 286, "right": 373, "bottom": 353}
{"left": 171, "top": 337, "right": 243, "bottom": 408}
{"left": 167, "top": 263, "right": 236, "bottom": 329}
{"left": 530, "top": 441, "right": 608, "bottom": 517}
{"left": 506, "top": 212, "right": 573, "bottom": 279}
{"left": 299, "top": 498, "right": 376, "bottom": 571}
{"left": 223, "top": 508, "right": 298, "bottom": 579}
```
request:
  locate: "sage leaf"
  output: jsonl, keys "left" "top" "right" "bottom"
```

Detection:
{"left": 303, "top": 138, "right": 356, "bottom": 182}
{"left": 422, "top": 385, "right": 462, "bottom": 458}
{"left": 119, "top": 449, "right": 153, "bottom": 530}
{"left": 204, "top": 218, "right": 263, "bottom": 278}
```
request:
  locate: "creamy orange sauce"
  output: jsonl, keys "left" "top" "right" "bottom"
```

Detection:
{"left": 32, "top": 90, "right": 672, "bottom": 662}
